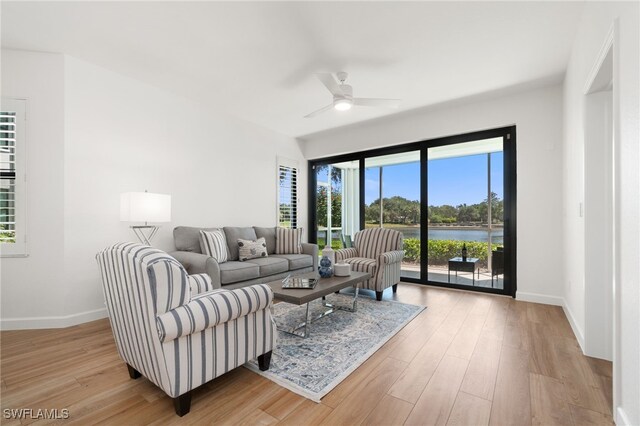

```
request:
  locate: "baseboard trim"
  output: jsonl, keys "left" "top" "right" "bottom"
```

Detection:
{"left": 561, "top": 300, "right": 585, "bottom": 352}
{"left": 515, "top": 291, "right": 563, "bottom": 306}
{"left": 616, "top": 406, "right": 632, "bottom": 426}
{"left": 0, "top": 307, "right": 107, "bottom": 330}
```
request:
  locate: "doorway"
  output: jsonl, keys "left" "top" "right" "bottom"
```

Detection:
{"left": 584, "top": 42, "right": 614, "bottom": 362}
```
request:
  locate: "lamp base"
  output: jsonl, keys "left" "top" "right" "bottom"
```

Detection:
{"left": 131, "top": 226, "right": 159, "bottom": 246}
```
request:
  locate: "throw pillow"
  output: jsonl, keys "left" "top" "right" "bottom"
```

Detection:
{"left": 276, "top": 227, "right": 303, "bottom": 254}
{"left": 199, "top": 229, "right": 228, "bottom": 263}
{"left": 238, "top": 237, "right": 268, "bottom": 261}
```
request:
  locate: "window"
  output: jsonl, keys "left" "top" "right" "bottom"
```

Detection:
{"left": 1, "top": 98, "right": 27, "bottom": 257}
{"left": 277, "top": 158, "right": 298, "bottom": 229}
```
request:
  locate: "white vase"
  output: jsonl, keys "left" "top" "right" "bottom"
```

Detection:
{"left": 322, "top": 245, "right": 335, "bottom": 264}
{"left": 334, "top": 263, "right": 351, "bottom": 277}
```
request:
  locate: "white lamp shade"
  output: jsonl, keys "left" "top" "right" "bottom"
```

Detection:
{"left": 120, "top": 192, "right": 171, "bottom": 223}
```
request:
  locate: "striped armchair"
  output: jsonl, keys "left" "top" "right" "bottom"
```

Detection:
{"left": 335, "top": 228, "right": 404, "bottom": 301}
{"left": 96, "top": 243, "right": 276, "bottom": 416}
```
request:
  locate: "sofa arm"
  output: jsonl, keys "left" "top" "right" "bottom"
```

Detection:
{"left": 378, "top": 250, "right": 405, "bottom": 265}
{"left": 301, "top": 243, "right": 319, "bottom": 270}
{"left": 156, "top": 284, "right": 274, "bottom": 342}
{"left": 188, "top": 274, "right": 213, "bottom": 297}
{"left": 336, "top": 247, "right": 359, "bottom": 262}
{"left": 170, "top": 251, "right": 221, "bottom": 289}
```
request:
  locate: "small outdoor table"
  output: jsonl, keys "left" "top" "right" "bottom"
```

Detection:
{"left": 448, "top": 257, "right": 480, "bottom": 285}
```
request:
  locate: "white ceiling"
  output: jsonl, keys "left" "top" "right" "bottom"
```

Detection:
{"left": 1, "top": 1, "right": 584, "bottom": 138}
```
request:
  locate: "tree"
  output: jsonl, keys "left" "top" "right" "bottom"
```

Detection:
{"left": 477, "top": 192, "right": 503, "bottom": 224}
{"left": 364, "top": 196, "right": 420, "bottom": 225}
{"left": 316, "top": 186, "right": 342, "bottom": 228}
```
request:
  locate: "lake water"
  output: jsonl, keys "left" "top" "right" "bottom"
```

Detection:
{"left": 396, "top": 227, "right": 504, "bottom": 244}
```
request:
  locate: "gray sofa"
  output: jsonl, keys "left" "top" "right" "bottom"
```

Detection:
{"left": 170, "top": 226, "right": 318, "bottom": 290}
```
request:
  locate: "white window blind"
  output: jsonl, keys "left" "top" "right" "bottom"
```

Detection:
{"left": 1, "top": 98, "right": 27, "bottom": 257}
{"left": 277, "top": 158, "right": 298, "bottom": 229}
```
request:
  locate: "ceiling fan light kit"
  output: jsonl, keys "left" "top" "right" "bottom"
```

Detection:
{"left": 334, "top": 98, "right": 353, "bottom": 111}
{"left": 304, "top": 72, "right": 401, "bottom": 118}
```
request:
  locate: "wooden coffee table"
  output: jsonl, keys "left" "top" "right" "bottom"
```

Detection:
{"left": 265, "top": 271, "right": 371, "bottom": 338}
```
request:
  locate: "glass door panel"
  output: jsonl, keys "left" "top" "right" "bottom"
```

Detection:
{"left": 314, "top": 160, "right": 360, "bottom": 250}
{"left": 427, "top": 138, "right": 504, "bottom": 289}
{"left": 364, "top": 151, "right": 421, "bottom": 279}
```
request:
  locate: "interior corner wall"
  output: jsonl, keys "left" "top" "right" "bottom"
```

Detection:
{"left": 562, "top": 2, "right": 639, "bottom": 425}
{"left": 0, "top": 50, "right": 67, "bottom": 326}
{"left": 1, "top": 50, "right": 307, "bottom": 329}
{"left": 299, "top": 84, "right": 565, "bottom": 305}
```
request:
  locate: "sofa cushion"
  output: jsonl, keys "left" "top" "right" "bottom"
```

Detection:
{"left": 254, "top": 227, "right": 276, "bottom": 254}
{"left": 174, "top": 226, "right": 219, "bottom": 253}
{"left": 238, "top": 237, "right": 268, "bottom": 261}
{"left": 271, "top": 254, "right": 313, "bottom": 271}
{"left": 223, "top": 227, "right": 258, "bottom": 261}
{"left": 245, "top": 257, "right": 288, "bottom": 277}
{"left": 219, "top": 261, "right": 260, "bottom": 285}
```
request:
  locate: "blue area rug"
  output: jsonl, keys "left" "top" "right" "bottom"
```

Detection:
{"left": 245, "top": 293, "right": 425, "bottom": 402}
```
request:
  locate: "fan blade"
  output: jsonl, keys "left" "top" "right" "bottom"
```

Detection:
{"left": 316, "top": 73, "right": 344, "bottom": 96}
{"left": 353, "top": 98, "right": 401, "bottom": 108}
{"left": 304, "top": 103, "right": 334, "bottom": 118}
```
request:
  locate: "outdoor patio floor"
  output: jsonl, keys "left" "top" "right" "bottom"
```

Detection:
{"left": 401, "top": 264, "right": 505, "bottom": 290}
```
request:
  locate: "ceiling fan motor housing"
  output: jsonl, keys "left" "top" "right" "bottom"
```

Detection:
{"left": 335, "top": 84, "right": 353, "bottom": 101}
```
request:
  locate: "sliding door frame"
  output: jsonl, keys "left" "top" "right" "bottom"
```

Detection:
{"left": 308, "top": 126, "right": 517, "bottom": 297}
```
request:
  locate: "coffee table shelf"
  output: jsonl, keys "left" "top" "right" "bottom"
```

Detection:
{"left": 265, "top": 271, "right": 371, "bottom": 338}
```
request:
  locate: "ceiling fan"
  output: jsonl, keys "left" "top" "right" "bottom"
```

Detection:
{"left": 304, "top": 72, "right": 401, "bottom": 118}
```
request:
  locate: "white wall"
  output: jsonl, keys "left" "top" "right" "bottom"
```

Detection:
{"left": 0, "top": 50, "right": 307, "bottom": 329}
{"left": 562, "top": 2, "right": 639, "bottom": 425}
{"left": 0, "top": 50, "right": 67, "bottom": 324}
{"left": 300, "top": 84, "right": 565, "bottom": 305}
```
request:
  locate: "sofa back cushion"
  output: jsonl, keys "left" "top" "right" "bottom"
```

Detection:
{"left": 223, "top": 227, "right": 258, "bottom": 261}
{"left": 174, "top": 226, "right": 219, "bottom": 253}
{"left": 254, "top": 226, "right": 276, "bottom": 254}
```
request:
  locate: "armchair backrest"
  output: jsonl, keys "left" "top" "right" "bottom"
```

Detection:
{"left": 354, "top": 228, "right": 403, "bottom": 259}
{"left": 96, "top": 242, "right": 189, "bottom": 389}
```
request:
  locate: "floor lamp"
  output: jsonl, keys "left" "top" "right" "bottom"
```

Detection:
{"left": 120, "top": 191, "right": 171, "bottom": 246}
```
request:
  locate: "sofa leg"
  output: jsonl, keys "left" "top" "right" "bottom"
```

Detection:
{"left": 173, "top": 392, "right": 192, "bottom": 417}
{"left": 376, "top": 291, "right": 383, "bottom": 301}
{"left": 258, "top": 351, "right": 272, "bottom": 371}
{"left": 392, "top": 284, "right": 398, "bottom": 293}
{"left": 127, "top": 364, "right": 141, "bottom": 379}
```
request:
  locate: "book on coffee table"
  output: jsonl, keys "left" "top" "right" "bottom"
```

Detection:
{"left": 281, "top": 277, "right": 318, "bottom": 289}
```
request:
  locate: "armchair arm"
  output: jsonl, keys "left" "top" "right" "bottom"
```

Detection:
{"left": 188, "top": 274, "right": 213, "bottom": 297}
{"left": 156, "top": 284, "right": 273, "bottom": 342}
{"left": 301, "top": 243, "right": 319, "bottom": 270}
{"left": 336, "top": 247, "right": 359, "bottom": 262}
{"left": 170, "top": 251, "right": 221, "bottom": 289}
{"left": 378, "top": 250, "right": 405, "bottom": 265}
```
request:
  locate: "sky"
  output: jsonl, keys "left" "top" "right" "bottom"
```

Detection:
{"left": 363, "top": 152, "right": 504, "bottom": 206}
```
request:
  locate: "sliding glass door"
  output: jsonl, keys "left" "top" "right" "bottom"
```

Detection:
{"left": 364, "top": 151, "right": 421, "bottom": 279}
{"left": 308, "top": 127, "right": 516, "bottom": 296}
{"left": 427, "top": 138, "right": 505, "bottom": 289}
{"left": 313, "top": 160, "right": 360, "bottom": 250}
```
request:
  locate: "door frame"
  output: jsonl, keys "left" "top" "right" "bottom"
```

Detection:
{"left": 308, "top": 125, "right": 517, "bottom": 297}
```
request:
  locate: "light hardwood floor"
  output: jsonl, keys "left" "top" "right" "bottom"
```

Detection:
{"left": 1, "top": 283, "right": 613, "bottom": 425}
